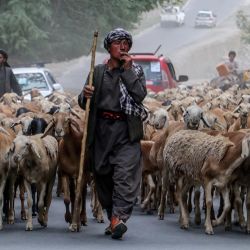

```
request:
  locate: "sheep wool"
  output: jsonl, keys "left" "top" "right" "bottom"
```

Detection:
{"left": 163, "top": 130, "right": 234, "bottom": 181}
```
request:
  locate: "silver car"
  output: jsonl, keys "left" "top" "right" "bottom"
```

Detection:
{"left": 13, "top": 67, "right": 64, "bottom": 100}
{"left": 194, "top": 10, "right": 217, "bottom": 28}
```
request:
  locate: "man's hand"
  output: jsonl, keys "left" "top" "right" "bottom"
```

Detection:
{"left": 83, "top": 85, "right": 95, "bottom": 99}
{"left": 120, "top": 52, "right": 132, "bottom": 70}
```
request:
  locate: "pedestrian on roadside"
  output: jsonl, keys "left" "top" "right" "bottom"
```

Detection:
{"left": 0, "top": 49, "right": 22, "bottom": 97}
{"left": 225, "top": 50, "right": 239, "bottom": 75}
{"left": 78, "top": 28, "right": 147, "bottom": 239}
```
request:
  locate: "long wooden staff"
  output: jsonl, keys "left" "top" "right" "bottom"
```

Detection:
{"left": 70, "top": 31, "right": 98, "bottom": 232}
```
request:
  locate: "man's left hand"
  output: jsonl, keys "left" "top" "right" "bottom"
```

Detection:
{"left": 120, "top": 52, "right": 132, "bottom": 70}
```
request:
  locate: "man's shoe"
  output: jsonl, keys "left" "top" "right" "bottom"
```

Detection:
{"left": 111, "top": 216, "right": 127, "bottom": 239}
{"left": 104, "top": 224, "right": 112, "bottom": 235}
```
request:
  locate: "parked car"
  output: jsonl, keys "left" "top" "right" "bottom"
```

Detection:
{"left": 160, "top": 5, "right": 185, "bottom": 27}
{"left": 13, "top": 67, "right": 64, "bottom": 99}
{"left": 194, "top": 10, "right": 217, "bottom": 28}
{"left": 130, "top": 52, "right": 188, "bottom": 93}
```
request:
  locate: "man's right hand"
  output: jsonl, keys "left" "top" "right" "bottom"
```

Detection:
{"left": 83, "top": 85, "right": 95, "bottom": 98}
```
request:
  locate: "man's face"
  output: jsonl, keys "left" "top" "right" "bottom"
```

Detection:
{"left": 109, "top": 39, "right": 130, "bottom": 60}
{"left": 0, "top": 54, "right": 6, "bottom": 65}
{"left": 229, "top": 54, "right": 235, "bottom": 62}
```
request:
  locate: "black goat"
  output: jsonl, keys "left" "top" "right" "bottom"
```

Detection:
{"left": 16, "top": 107, "right": 31, "bottom": 117}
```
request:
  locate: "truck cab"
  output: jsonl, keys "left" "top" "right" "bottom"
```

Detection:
{"left": 160, "top": 5, "right": 185, "bottom": 27}
{"left": 131, "top": 53, "right": 188, "bottom": 93}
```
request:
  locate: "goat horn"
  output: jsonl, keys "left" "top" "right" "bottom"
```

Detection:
{"left": 70, "top": 108, "right": 82, "bottom": 120}
{"left": 41, "top": 120, "right": 54, "bottom": 138}
{"left": 10, "top": 121, "right": 21, "bottom": 128}
{"left": 201, "top": 115, "right": 211, "bottom": 128}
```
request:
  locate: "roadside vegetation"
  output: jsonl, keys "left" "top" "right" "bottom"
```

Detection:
{"left": 237, "top": 9, "right": 250, "bottom": 44}
{"left": 0, "top": 0, "right": 182, "bottom": 65}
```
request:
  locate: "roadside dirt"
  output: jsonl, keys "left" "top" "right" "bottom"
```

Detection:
{"left": 171, "top": 0, "right": 250, "bottom": 83}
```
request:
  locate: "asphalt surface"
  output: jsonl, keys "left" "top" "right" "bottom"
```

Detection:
{"left": 1, "top": 190, "right": 250, "bottom": 250}
{"left": 132, "top": 0, "right": 246, "bottom": 54}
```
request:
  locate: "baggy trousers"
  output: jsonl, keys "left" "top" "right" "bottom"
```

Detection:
{"left": 93, "top": 117, "right": 141, "bottom": 222}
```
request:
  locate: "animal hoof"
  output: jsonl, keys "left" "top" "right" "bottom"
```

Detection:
{"left": 205, "top": 229, "right": 214, "bottom": 235}
{"left": 21, "top": 212, "right": 27, "bottom": 221}
{"left": 38, "top": 218, "right": 47, "bottom": 227}
{"left": 81, "top": 221, "right": 88, "bottom": 226}
{"left": 26, "top": 223, "right": 33, "bottom": 231}
{"left": 158, "top": 214, "right": 164, "bottom": 220}
{"left": 180, "top": 224, "right": 189, "bottom": 230}
{"left": 97, "top": 218, "right": 104, "bottom": 223}
{"left": 69, "top": 223, "right": 80, "bottom": 232}
{"left": 169, "top": 208, "right": 175, "bottom": 214}
{"left": 7, "top": 219, "right": 14, "bottom": 225}
{"left": 240, "top": 223, "right": 247, "bottom": 230}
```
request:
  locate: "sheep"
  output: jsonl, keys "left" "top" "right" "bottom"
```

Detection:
{"left": 42, "top": 112, "right": 104, "bottom": 229}
{"left": 9, "top": 134, "right": 58, "bottom": 231}
{"left": 229, "top": 103, "right": 250, "bottom": 131}
{"left": 148, "top": 108, "right": 169, "bottom": 130}
{"left": 0, "top": 127, "right": 16, "bottom": 229}
{"left": 163, "top": 129, "right": 250, "bottom": 234}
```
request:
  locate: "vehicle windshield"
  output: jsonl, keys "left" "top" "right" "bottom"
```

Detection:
{"left": 15, "top": 73, "right": 48, "bottom": 91}
{"left": 197, "top": 12, "right": 211, "bottom": 18}
{"left": 134, "top": 60, "right": 162, "bottom": 84}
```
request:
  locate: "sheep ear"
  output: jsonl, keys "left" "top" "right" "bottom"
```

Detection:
{"left": 180, "top": 105, "right": 185, "bottom": 113}
{"left": 166, "top": 104, "right": 172, "bottom": 111}
{"left": 237, "top": 98, "right": 243, "bottom": 106}
{"left": 233, "top": 106, "right": 240, "bottom": 113}
{"left": 241, "top": 134, "right": 250, "bottom": 158}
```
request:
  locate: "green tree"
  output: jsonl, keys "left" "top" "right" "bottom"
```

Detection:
{"left": 0, "top": 0, "right": 52, "bottom": 62}
{"left": 236, "top": 10, "right": 250, "bottom": 44}
{"left": 0, "top": 0, "right": 183, "bottom": 64}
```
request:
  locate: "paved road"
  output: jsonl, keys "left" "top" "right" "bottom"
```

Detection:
{"left": 55, "top": 0, "right": 246, "bottom": 94}
{"left": 132, "top": 0, "right": 245, "bottom": 54}
{"left": 1, "top": 191, "right": 250, "bottom": 250}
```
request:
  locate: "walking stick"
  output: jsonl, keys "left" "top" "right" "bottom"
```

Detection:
{"left": 70, "top": 31, "right": 98, "bottom": 232}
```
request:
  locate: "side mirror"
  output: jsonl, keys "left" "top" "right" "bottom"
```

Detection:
{"left": 53, "top": 83, "right": 63, "bottom": 92}
{"left": 178, "top": 75, "right": 189, "bottom": 82}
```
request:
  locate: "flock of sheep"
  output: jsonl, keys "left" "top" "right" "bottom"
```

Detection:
{"left": 141, "top": 83, "right": 250, "bottom": 235}
{"left": 1, "top": 80, "right": 250, "bottom": 236}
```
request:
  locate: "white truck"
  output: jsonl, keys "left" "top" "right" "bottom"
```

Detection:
{"left": 160, "top": 5, "right": 185, "bottom": 27}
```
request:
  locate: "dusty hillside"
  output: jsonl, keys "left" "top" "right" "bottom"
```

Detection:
{"left": 171, "top": 0, "right": 250, "bottom": 82}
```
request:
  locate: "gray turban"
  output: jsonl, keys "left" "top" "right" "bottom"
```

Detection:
{"left": 104, "top": 28, "right": 133, "bottom": 51}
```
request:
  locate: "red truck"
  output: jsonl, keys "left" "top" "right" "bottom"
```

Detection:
{"left": 131, "top": 52, "right": 188, "bottom": 93}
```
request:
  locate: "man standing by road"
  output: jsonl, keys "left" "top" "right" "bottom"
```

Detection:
{"left": 225, "top": 50, "right": 239, "bottom": 75}
{"left": 78, "top": 28, "right": 147, "bottom": 239}
{"left": 0, "top": 49, "right": 22, "bottom": 97}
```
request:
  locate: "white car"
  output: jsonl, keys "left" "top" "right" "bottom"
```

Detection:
{"left": 160, "top": 5, "right": 185, "bottom": 27}
{"left": 194, "top": 10, "right": 217, "bottom": 28}
{"left": 13, "top": 67, "right": 64, "bottom": 99}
